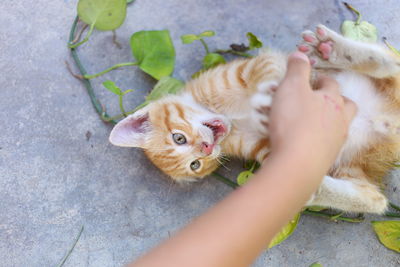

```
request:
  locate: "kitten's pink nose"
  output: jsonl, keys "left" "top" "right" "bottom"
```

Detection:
{"left": 201, "top": 142, "right": 214, "bottom": 155}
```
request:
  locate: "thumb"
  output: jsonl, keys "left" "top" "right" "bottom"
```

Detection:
{"left": 281, "top": 51, "right": 311, "bottom": 89}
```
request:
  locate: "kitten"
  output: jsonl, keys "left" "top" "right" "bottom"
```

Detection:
{"left": 109, "top": 25, "right": 400, "bottom": 214}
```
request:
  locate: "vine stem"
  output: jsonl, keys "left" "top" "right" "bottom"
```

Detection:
{"left": 68, "top": 16, "right": 117, "bottom": 124}
{"left": 118, "top": 90, "right": 133, "bottom": 117}
{"left": 84, "top": 62, "right": 138, "bottom": 79}
{"left": 383, "top": 37, "right": 400, "bottom": 57}
{"left": 384, "top": 212, "right": 400, "bottom": 218}
{"left": 212, "top": 172, "right": 239, "bottom": 189}
{"left": 56, "top": 226, "right": 84, "bottom": 267}
{"left": 112, "top": 30, "right": 123, "bottom": 49}
{"left": 102, "top": 102, "right": 146, "bottom": 122}
{"left": 302, "top": 210, "right": 364, "bottom": 223}
{"left": 72, "top": 23, "right": 89, "bottom": 44}
{"left": 118, "top": 95, "right": 126, "bottom": 116}
{"left": 69, "top": 23, "right": 95, "bottom": 48}
{"left": 343, "top": 2, "right": 362, "bottom": 25}
{"left": 200, "top": 38, "right": 210, "bottom": 54}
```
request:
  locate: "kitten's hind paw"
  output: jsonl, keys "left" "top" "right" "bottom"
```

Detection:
{"left": 298, "top": 25, "right": 344, "bottom": 68}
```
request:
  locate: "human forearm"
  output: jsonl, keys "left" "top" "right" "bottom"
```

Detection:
{"left": 129, "top": 152, "right": 324, "bottom": 267}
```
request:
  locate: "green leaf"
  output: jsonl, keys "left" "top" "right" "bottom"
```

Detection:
{"left": 236, "top": 170, "right": 253, "bottom": 186}
{"left": 199, "top": 31, "right": 215, "bottom": 38}
{"left": 372, "top": 220, "right": 400, "bottom": 253}
{"left": 130, "top": 30, "right": 176, "bottom": 80}
{"left": 247, "top": 32, "right": 263, "bottom": 50}
{"left": 181, "top": 34, "right": 200, "bottom": 44}
{"left": 268, "top": 213, "right": 300, "bottom": 248}
{"left": 127, "top": 0, "right": 135, "bottom": 3}
{"left": 341, "top": 3, "right": 377, "bottom": 43}
{"left": 203, "top": 53, "right": 226, "bottom": 70}
{"left": 341, "top": 20, "right": 377, "bottom": 43}
{"left": 102, "top": 80, "right": 122, "bottom": 95}
{"left": 146, "top": 76, "right": 184, "bottom": 102}
{"left": 309, "top": 263, "right": 323, "bottom": 267}
{"left": 77, "top": 0, "right": 127, "bottom": 31}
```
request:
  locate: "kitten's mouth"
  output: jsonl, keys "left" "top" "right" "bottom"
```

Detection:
{"left": 203, "top": 119, "right": 228, "bottom": 144}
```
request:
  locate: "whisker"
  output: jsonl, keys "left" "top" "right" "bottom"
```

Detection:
{"left": 216, "top": 157, "right": 231, "bottom": 171}
{"left": 165, "top": 178, "right": 175, "bottom": 198}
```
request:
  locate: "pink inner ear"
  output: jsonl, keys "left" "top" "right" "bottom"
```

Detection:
{"left": 129, "top": 114, "right": 149, "bottom": 133}
{"left": 109, "top": 112, "right": 150, "bottom": 147}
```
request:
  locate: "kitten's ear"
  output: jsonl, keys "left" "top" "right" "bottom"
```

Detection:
{"left": 109, "top": 110, "right": 151, "bottom": 148}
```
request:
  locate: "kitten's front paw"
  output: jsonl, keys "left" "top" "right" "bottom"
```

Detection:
{"left": 251, "top": 81, "right": 278, "bottom": 136}
{"left": 298, "top": 25, "right": 345, "bottom": 68}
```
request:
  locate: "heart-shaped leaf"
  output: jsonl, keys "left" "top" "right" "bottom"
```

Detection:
{"left": 341, "top": 20, "right": 377, "bottom": 43}
{"left": 247, "top": 32, "right": 263, "bottom": 50}
{"left": 268, "top": 213, "right": 300, "bottom": 248}
{"left": 372, "top": 220, "right": 400, "bottom": 253}
{"left": 103, "top": 80, "right": 122, "bottom": 95}
{"left": 203, "top": 53, "right": 226, "bottom": 70}
{"left": 77, "top": 0, "right": 127, "bottom": 31}
{"left": 130, "top": 30, "right": 176, "bottom": 80}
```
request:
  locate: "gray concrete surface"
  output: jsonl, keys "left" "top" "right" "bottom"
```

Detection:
{"left": 1, "top": 0, "right": 400, "bottom": 266}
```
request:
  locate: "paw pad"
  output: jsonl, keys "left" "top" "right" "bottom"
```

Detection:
{"left": 298, "top": 25, "right": 337, "bottom": 66}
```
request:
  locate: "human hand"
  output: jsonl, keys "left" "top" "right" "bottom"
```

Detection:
{"left": 269, "top": 51, "right": 357, "bottom": 173}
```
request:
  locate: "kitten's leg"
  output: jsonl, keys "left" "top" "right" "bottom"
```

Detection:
{"left": 307, "top": 174, "right": 388, "bottom": 214}
{"left": 250, "top": 81, "right": 278, "bottom": 135}
{"left": 247, "top": 52, "right": 287, "bottom": 135}
{"left": 299, "top": 24, "right": 400, "bottom": 78}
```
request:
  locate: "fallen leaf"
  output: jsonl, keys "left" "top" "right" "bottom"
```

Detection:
{"left": 268, "top": 213, "right": 301, "bottom": 248}
{"left": 78, "top": 0, "right": 127, "bottom": 31}
{"left": 371, "top": 220, "right": 400, "bottom": 253}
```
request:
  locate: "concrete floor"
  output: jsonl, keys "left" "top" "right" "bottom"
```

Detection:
{"left": 1, "top": 0, "right": 400, "bottom": 266}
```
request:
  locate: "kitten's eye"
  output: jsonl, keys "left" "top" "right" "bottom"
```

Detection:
{"left": 172, "top": 133, "right": 187, "bottom": 144}
{"left": 190, "top": 160, "right": 201, "bottom": 171}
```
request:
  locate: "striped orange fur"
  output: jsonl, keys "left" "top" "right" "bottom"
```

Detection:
{"left": 110, "top": 25, "right": 400, "bottom": 213}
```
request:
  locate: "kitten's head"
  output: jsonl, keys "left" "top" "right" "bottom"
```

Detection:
{"left": 109, "top": 94, "right": 231, "bottom": 181}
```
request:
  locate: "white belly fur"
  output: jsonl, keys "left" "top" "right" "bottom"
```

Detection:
{"left": 333, "top": 71, "right": 385, "bottom": 165}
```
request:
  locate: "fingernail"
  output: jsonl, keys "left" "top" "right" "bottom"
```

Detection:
{"left": 290, "top": 51, "right": 310, "bottom": 62}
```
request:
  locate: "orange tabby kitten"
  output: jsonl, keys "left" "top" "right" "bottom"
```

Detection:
{"left": 109, "top": 25, "right": 400, "bottom": 214}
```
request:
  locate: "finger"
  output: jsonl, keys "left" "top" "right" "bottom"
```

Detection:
{"left": 315, "top": 75, "right": 340, "bottom": 96}
{"left": 342, "top": 96, "right": 358, "bottom": 123}
{"left": 281, "top": 51, "right": 311, "bottom": 89}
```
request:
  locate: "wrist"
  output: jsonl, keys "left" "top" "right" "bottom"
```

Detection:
{"left": 262, "top": 148, "right": 327, "bottom": 186}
